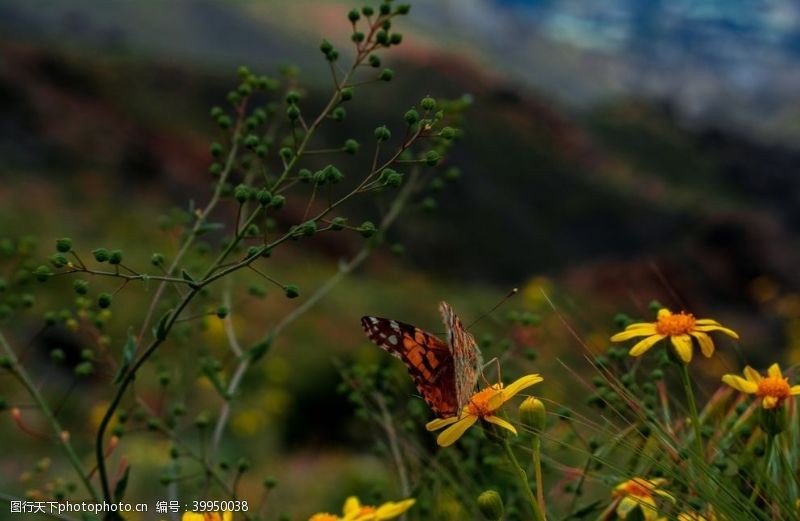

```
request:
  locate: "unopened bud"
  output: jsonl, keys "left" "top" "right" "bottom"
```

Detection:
{"left": 477, "top": 490, "right": 504, "bottom": 520}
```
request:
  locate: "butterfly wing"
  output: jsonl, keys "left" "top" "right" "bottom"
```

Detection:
{"left": 439, "top": 301, "right": 482, "bottom": 410}
{"left": 361, "top": 316, "right": 459, "bottom": 418}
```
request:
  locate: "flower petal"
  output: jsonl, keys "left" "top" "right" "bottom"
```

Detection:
{"left": 690, "top": 332, "right": 715, "bottom": 358}
{"left": 343, "top": 497, "right": 361, "bottom": 515}
{"left": 695, "top": 318, "right": 721, "bottom": 326}
{"left": 373, "top": 499, "right": 415, "bottom": 520}
{"left": 694, "top": 325, "right": 739, "bottom": 339}
{"left": 436, "top": 415, "right": 477, "bottom": 447}
{"left": 762, "top": 396, "right": 779, "bottom": 409}
{"left": 501, "top": 374, "right": 543, "bottom": 401}
{"left": 670, "top": 334, "right": 693, "bottom": 363}
{"left": 790, "top": 385, "right": 800, "bottom": 395}
{"left": 722, "top": 374, "right": 758, "bottom": 394}
{"left": 743, "top": 366, "right": 762, "bottom": 383}
{"left": 426, "top": 416, "right": 459, "bottom": 432}
{"left": 611, "top": 326, "right": 657, "bottom": 342}
{"left": 767, "top": 363, "right": 782, "bottom": 379}
{"left": 629, "top": 334, "right": 666, "bottom": 357}
{"left": 484, "top": 415, "right": 518, "bottom": 435}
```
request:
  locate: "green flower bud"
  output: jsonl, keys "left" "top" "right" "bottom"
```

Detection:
{"left": 358, "top": 221, "right": 377, "bottom": 238}
{"left": 396, "top": 4, "right": 411, "bottom": 14}
{"left": 352, "top": 31, "right": 365, "bottom": 43}
{"left": 74, "top": 361, "right": 94, "bottom": 377}
{"left": 237, "top": 65, "right": 250, "bottom": 79}
{"left": 109, "top": 250, "right": 123, "bottom": 265}
{"left": 374, "top": 125, "right": 391, "bottom": 142}
{"left": 92, "top": 248, "right": 111, "bottom": 263}
{"left": 440, "top": 126, "right": 456, "bottom": 139}
{"left": 256, "top": 189, "right": 273, "bottom": 206}
{"left": 344, "top": 138, "right": 359, "bottom": 154}
{"left": 284, "top": 285, "right": 300, "bottom": 299}
{"left": 49, "top": 253, "right": 69, "bottom": 268}
{"left": 227, "top": 91, "right": 241, "bottom": 105}
{"left": 263, "top": 476, "right": 278, "bottom": 489}
{"left": 43, "top": 311, "right": 57, "bottom": 326}
{"left": 50, "top": 348, "right": 65, "bottom": 363}
{"left": 244, "top": 134, "right": 259, "bottom": 149}
{"left": 404, "top": 109, "right": 419, "bottom": 125}
{"left": 298, "top": 221, "right": 317, "bottom": 237}
{"left": 320, "top": 39, "right": 333, "bottom": 54}
{"left": 271, "top": 195, "right": 286, "bottom": 209}
{"left": 324, "top": 165, "right": 344, "bottom": 183}
{"left": 208, "top": 162, "right": 223, "bottom": 177}
{"left": 215, "top": 305, "right": 229, "bottom": 319}
{"left": 255, "top": 144, "right": 268, "bottom": 157}
{"left": 34, "top": 265, "right": 52, "bottom": 282}
{"left": 210, "top": 106, "right": 224, "bottom": 119}
{"left": 361, "top": 6, "right": 374, "bottom": 16}
{"left": 421, "top": 96, "right": 437, "bottom": 111}
{"left": 279, "top": 147, "right": 293, "bottom": 161}
{"left": 390, "top": 33, "right": 403, "bottom": 45}
{"left": 332, "top": 106, "right": 346, "bottom": 121}
{"left": 287, "top": 105, "right": 300, "bottom": 120}
{"left": 368, "top": 54, "right": 381, "bottom": 68}
{"left": 379, "top": 68, "right": 394, "bottom": 81}
{"left": 151, "top": 253, "right": 165, "bottom": 266}
{"left": 424, "top": 150, "right": 441, "bottom": 166}
{"left": 376, "top": 29, "right": 389, "bottom": 45}
{"left": 477, "top": 490, "right": 504, "bottom": 521}
{"left": 379, "top": 3, "right": 391, "bottom": 15}
{"left": 330, "top": 217, "right": 347, "bottom": 231}
{"left": 298, "top": 169, "right": 313, "bottom": 183}
{"left": 73, "top": 279, "right": 89, "bottom": 295}
{"left": 209, "top": 142, "right": 224, "bottom": 158}
{"left": 97, "top": 293, "right": 112, "bottom": 309}
{"left": 519, "top": 397, "right": 547, "bottom": 433}
{"left": 237, "top": 83, "right": 252, "bottom": 97}
{"left": 348, "top": 9, "right": 360, "bottom": 22}
{"left": 285, "top": 91, "right": 301, "bottom": 105}
{"left": 340, "top": 87, "right": 354, "bottom": 101}
{"left": 326, "top": 49, "right": 339, "bottom": 62}
{"left": 55, "top": 238, "right": 72, "bottom": 253}
{"left": 217, "top": 116, "right": 232, "bottom": 131}
{"left": 421, "top": 197, "right": 437, "bottom": 211}
{"left": 234, "top": 184, "right": 250, "bottom": 204}
{"left": 445, "top": 167, "right": 461, "bottom": 181}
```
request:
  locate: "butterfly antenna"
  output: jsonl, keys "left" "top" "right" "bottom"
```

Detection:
{"left": 466, "top": 288, "right": 518, "bottom": 330}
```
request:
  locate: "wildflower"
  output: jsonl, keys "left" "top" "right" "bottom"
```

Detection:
{"left": 426, "top": 374, "right": 543, "bottom": 447}
{"left": 308, "top": 496, "right": 415, "bottom": 521}
{"left": 610, "top": 308, "right": 738, "bottom": 363}
{"left": 612, "top": 477, "right": 674, "bottom": 521}
{"left": 722, "top": 363, "right": 800, "bottom": 409}
{"left": 676, "top": 511, "right": 716, "bottom": 521}
{"left": 182, "top": 512, "right": 232, "bottom": 521}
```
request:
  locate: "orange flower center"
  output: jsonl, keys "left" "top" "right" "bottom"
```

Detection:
{"left": 655, "top": 311, "right": 696, "bottom": 336}
{"left": 616, "top": 480, "right": 653, "bottom": 499}
{"left": 467, "top": 386, "right": 501, "bottom": 417}
{"left": 756, "top": 376, "right": 791, "bottom": 400}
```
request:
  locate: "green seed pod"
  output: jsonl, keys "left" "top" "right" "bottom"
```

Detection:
{"left": 358, "top": 221, "right": 377, "bottom": 238}
{"left": 34, "top": 265, "right": 52, "bottom": 282}
{"left": 55, "top": 238, "right": 72, "bottom": 253}
{"left": 270, "top": 195, "right": 286, "bottom": 209}
{"left": 234, "top": 184, "right": 250, "bottom": 204}
{"left": 380, "top": 3, "right": 391, "bottom": 15}
{"left": 404, "top": 109, "right": 419, "bottom": 125}
{"left": 287, "top": 105, "right": 300, "bottom": 120}
{"left": 344, "top": 138, "right": 359, "bottom": 154}
{"left": 92, "top": 248, "right": 111, "bottom": 263}
{"left": 424, "top": 150, "right": 441, "bottom": 166}
{"left": 279, "top": 147, "right": 293, "bottom": 161}
{"left": 440, "top": 126, "right": 456, "bottom": 139}
{"left": 237, "top": 457, "right": 251, "bottom": 472}
{"left": 390, "top": 33, "right": 403, "bottom": 45}
{"left": 284, "top": 285, "right": 300, "bottom": 299}
{"left": 256, "top": 189, "right": 273, "bottom": 206}
{"left": 385, "top": 172, "right": 403, "bottom": 187}
{"left": 361, "top": 6, "right": 374, "bottom": 16}
{"left": 348, "top": 9, "right": 360, "bottom": 22}
{"left": 352, "top": 31, "right": 365, "bottom": 43}
{"left": 97, "top": 293, "right": 112, "bottom": 309}
{"left": 285, "top": 90, "right": 301, "bottom": 104}
{"left": 151, "top": 253, "right": 165, "bottom": 266}
{"left": 326, "top": 49, "right": 339, "bottom": 62}
{"left": 255, "top": 144, "right": 268, "bottom": 157}
{"left": 298, "top": 169, "right": 313, "bottom": 183}
{"left": 376, "top": 30, "right": 389, "bottom": 45}
{"left": 215, "top": 305, "right": 229, "bottom": 319}
{"left": 379, "top": 68, "right": 394, "bottom": 81}
{"left": 109, "top": 250, "right": 123, "bottom": 265}
{"left": 421, "top": 96, "right": 437, "bottom": 111}
{"left": 210, "top": 106, "right": 224, "bottom": 119}
{"left": 478, "top": 490, "right": 504, "bottom": 521}
{"left": 209, "top": 142, "right": 224, "bottom": 158}
{"left": 330, "top": 217, "right": 347, "bottom": 231}
{"left": 74, "top": 361, "right": 94, "bottom": 377}
{"left": 340, "top": 87, "right": 354, "bottom": 101}
{"left": 421, "top": 197, "right": 437, "bottom": 211}
{"left": 244, "top": 134, "right": 259, "bottom": 149}
{"left": 519, "top": 397, "right": 547, "bottom": 433}
{"left": 208, "top": 162, "right": 223, "bottom": 177}
{"left": 217, "top": 115, "right": 232, "bottom": 129}
{"left": 396, "top": 4, "right": 411, "bottom": 14}
{"left": 49, "top": 253, "right": 69, "bottom": 268}
{"left": 374, "top": 125, "right": 391, "bottom": 142}
{"left": 263, "top": 476, "right": 278, "bottom": 489}
{"left": 445, "top": 167, "right": 461, "bottom": 181}
{"left": 320, "top": 39, "right": 333, "bottom": 54}
{"left": 332, "top": 106, "right": 346, "bottom": 121}
{"left": 73, "top": 279, "right": 89, "bottom": 295}
{"left": 368, "top": 54, "right": 381, "bottom": 68}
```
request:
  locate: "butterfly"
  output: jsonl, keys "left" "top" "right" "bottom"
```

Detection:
{"left": 361, "top": 301, "right": 483, "bottom": 418}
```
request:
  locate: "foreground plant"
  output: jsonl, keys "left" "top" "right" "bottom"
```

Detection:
{"left": 723, "top": 363, "right": 800, "bottom": 409}
{"left": 309, "top": 496, "right": 415, "bottom": 521}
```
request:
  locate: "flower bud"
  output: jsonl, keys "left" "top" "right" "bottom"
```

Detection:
{"left": 477, "top": 490, "right": 504, "bottom": 521}
{"left": 73, "top": 279, "right": 89, "bottom": 295}
{"left": 55, "top": 238, "right": 72, "bottom": 253}
{"left": 320, "top": 39, "right": 333, "bottom": 55}
{"left": 244, "top": 134, "right": 259, "bottom": 149}
{"left": 284, "top": 285, "right": 300, "bottom": 299}
{"left": 332, "top": 106, "right": 346, "bottom": 121}
{"left": 256, "top": 189, "right": 272, "bottom": 206}
{"left": 421, "top": 96, "right": 437, "bottom": 111}
{"left": 344, "top": 138, "right": 359, "bottom": 154}
{"left": 374, "top": 125, "right": 391, "bottom": 142}
{"left": 279, "top": 147, "right": 293, "bottom": 161}
{"left": 49, "top": 253, "right": 69, "bottom": 268}
{"left": 330, "top": 217, "right": 347, "bottom": 231}
{"left": 34, "top": 265, "right": 52, "bottom": 282}
{"left": 376, "top": 30, "right": 389, "bottom": 45}
{"left": 109, "top": 250, "right": 123, "bottom": 265}
{"left": 215, "top": 305, "right": 229, "bottom": 319}
{"left": 519, "top": 397, "right": 547, "bottom": 433}
{"left": 760, "top": 406, "right": 787, "bottom": 436}
{"left": 379, "top": 68, "right": 394, "bottom": 81}
{"left": 348, "top": 9, "right": 360, "bottom": 22}
{"left": 234, "top": 184, "right": 250, "bottom": 204}
{"left": 92, "top": 248, "right": 110, "bottom": 262}
{"left": 340, "top": 87, "right": 353, "bottom": 101}
{"left": 358, "top": 221, "right": 377, "bottom": 238}
{"left": 287, "top": 105, "right": 300, "bottom": 120}
{"left": 404, "top": 109, "right": 419, "bottom": 125}
{"left": 368, "top": 55, "right": 381, "bottom": 68}
{"left": 270, "top": 195, "right": 286, "bottom": 209}
{"left": 286, "top": 90, "right": 301, "bottom": 104}
{"left": 424, "top": 150, "right": 441, "bottom": 166}
{"left": 361, "top": 6, "right": 374, "bottom": 16}
{"left": 263, "top": 476, "right": 278, "bottom": 489}
{"left": 390, "top": 33, "right": 403, "bottom": 45}
{"left": 209, "top": 142, "right": 223, "bottom": 158}
{"left": 97, "top": 293, "right": 112, "bottom": 309}
{"left": 151, "top": 253, "right": 165, "bottom": 266}
{"left": 396, "top": 4, "right": 411, "bottom": 15}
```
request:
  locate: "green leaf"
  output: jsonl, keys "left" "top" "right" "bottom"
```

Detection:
{"left": 113, "top": 329, "right": 136, "bottom": 385}
{"left": 113, "top": 465, "right": 131, "bottom": 502}
{"left": 154, "top": 309, "right": 174, "bottom": 341}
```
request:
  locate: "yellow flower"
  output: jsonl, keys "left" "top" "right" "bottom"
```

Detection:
{"left": 425, "top": 374, "right": 543, "bottom": 447}
{"left": 722, "top": 363, "right": 800, "bottom": 409}
{"left": 612, "top": 477, "right": 674, "bottom": 521}
{"left": 308, "top": 496, "right": 415, "bottom": 521}
{"left": 182, "top": 512, "right": 232, "bottom": 521}
{"left": 610, "top": 308, "right": 739, "bottom": 363}
{"left": 676, "top": 511, "right": 716, "bottom": 521}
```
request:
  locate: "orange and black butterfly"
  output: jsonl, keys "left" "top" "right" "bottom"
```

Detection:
{"left": 361, "top": 302, "right": 483, "bottom": 418}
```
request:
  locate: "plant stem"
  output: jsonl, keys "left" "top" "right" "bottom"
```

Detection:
{"left": 679, "top": 363, "right": 707, "bottom": 487}
{"left": 0, "top": 331, "right": 100, "bottom": 502}
{"left": 502, "top": 439, "right": 545, "bottom": 521}
{"left": 531, "top": 437, "right": 547, "bottom": 520}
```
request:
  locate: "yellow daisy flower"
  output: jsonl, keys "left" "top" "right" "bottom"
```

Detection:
{"left": 612, "top": 477, "right": 674, "bottom": 521}
{"left": 722, "top": 363, "right": 800, "bottom": 409}
{"left": 676, "top": 511, "right": 716, "bottom": 521}
{"left": 182, "top": 512, "right": 232, "bottom": 521}
{"left": 610, "top": 308, "right": 739, "bottom": 363}
{"left": 308, "top": 496, "right": 415, "bottom": 521}
{"left": 425, "top": 374, "right": 543, "bottom": 447}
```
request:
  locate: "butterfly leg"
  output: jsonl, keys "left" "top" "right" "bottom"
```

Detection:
{"left": 479, "top": 357, "right": 501, "bottom": 385}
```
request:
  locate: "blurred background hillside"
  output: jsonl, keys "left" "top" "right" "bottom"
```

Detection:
{"left": 1, "top": 1, "right": 800, "bottom": 518}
